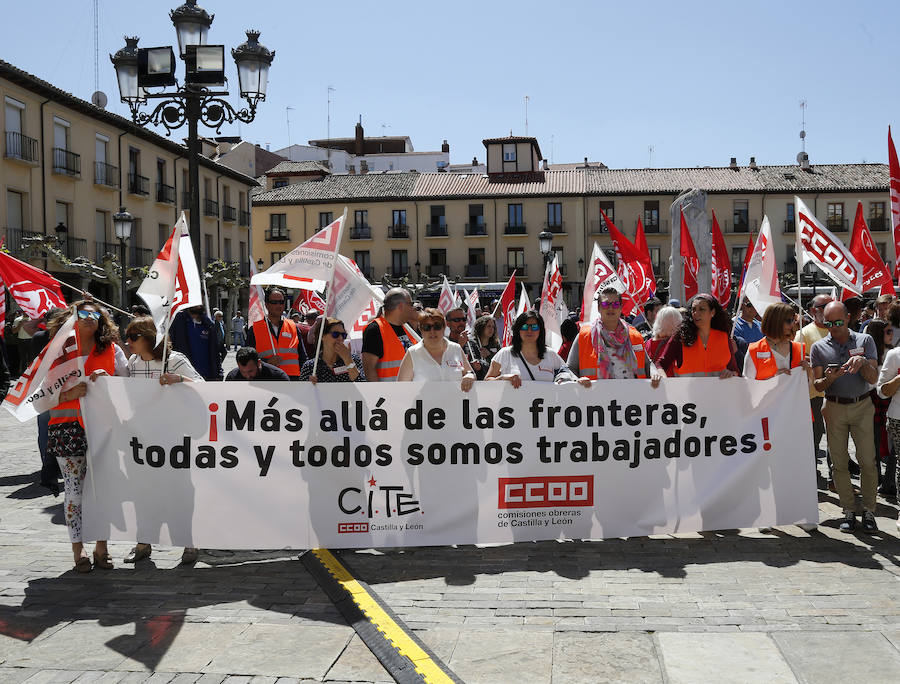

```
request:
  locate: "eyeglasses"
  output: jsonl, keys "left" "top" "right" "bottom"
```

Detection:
{"left": 329, "top": 331, "right": 348, "bottom": 339}
{"left": 268, "top": 300, "right": 285, "bottom": 305}
{"left": 520, "top": 323, "right": 540, "bottom": 331}
{"left": 77, "top": 310, "right": 101, "bottom": 320}
{"left": 447, "top": 317, "right": 466, "bottom": 323}
{"left": 823, "top": 320, "right": 846, "bottom": 328}
{"left": 599, "top": 301, "right": 621, "bottom": 309}
{"left": 126, "top": 333, "right": 143, "bottom": 342}
{"left": 421, "top": 323, "right": 444, "bottom": 332}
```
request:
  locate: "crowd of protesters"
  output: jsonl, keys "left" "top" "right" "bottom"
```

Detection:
{"left": 7, "top": 281, "right": 900, "bottom": 573}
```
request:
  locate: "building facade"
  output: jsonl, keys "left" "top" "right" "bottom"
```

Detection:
{"left": 252, "top": 137, "right": 890, "bottom": 306}
{"left": 0, "top": 59, "right": 258, "bottom": 300}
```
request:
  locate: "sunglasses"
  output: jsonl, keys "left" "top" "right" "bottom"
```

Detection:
{"left": 520, "top": 323, "right": 540, "bottom": 331}
{"left": 77, "top": 310, "right": 101, "bottom": 320}
{"left": 126, "top": 333, "right": 143, "bottom": 342}
{"left": 823, "top": 320, "right": 845, "bottom": 328}
{"left": 421, "top": 323, "right": 444, "bottom": 332}
{"left": 268, "top": 299, "right": 285, "bottom": 305}
{"left": 329, "top": 331, "right": 348, "bottom": 339}
{"left": 599, "top": 301, "right": 621, "bottom": 309}
{"left": 447, "top": 317, "right": 466, "bottom": 323}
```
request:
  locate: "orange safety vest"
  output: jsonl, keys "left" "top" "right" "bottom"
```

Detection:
{"left": 49, "top": 343, "right": 116, "bottom": 428}
{"left": 675, "top": 328, "right": 732, "bottom": 377}
{"left": 374, "top": 317, "right": 407, "bottom": 381}
{"left": 746, "top": 338, "right": 804, "bottom": 380}
{"left": 253, "top": 318, "right": 301, "bottom": 377}
{"left": 577, "top": 323, "right": 648, "bottom": 380}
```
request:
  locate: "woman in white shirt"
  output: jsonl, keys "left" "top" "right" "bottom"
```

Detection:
{"left": 397, "top": 307, "right": 476, "bottom": 391}
{"left": 875, "top": 325, "right": 900, "bottom": 506}
{"left": 485, "top": 310, "right": 583, "bottom": 387}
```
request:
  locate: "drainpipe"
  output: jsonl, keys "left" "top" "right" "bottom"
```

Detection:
{"left": 39, "top": 99, "right": 50, "bottom": 236}
{"left": 117, "top": 131, "right": 128, "bottom": 207}
{"left": 492, "top": 199, "right": 498, "bottom": 281}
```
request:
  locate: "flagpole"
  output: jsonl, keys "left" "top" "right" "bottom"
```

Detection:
{"left": 311, "top": 207, "right": 348, "bottom": 379}
{"left": 56, "top": 280, "right": 132, "bottom": 318}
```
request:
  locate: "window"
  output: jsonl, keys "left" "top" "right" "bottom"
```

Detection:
{"left": 158, "top": 223, "right": 168, "bottom": 251}
{"left": 547, "top": 202, "right": 563, "bottom": 230}
{"left": 649, "top": 247, "right": 661, "bottom": 272}
{"left": 469, "top": 248, "right": 486, "bottom": 266}
{"left": 467, "top": 249, "right": 486, "bottom": 277}
{"left": 204, "top": 233, "right": 214, "bottom": 263}
{"left": 52, "top": 117, "right": 77, "bottom": 175}
{"left": 6, "top": 190, "right": 23, "bottom": 229}
{"left": 733, "top": 200, "right": 749, "bottom": 232}
{"left": 428, "top": 249, "right": 447, "bottom": 276}
{"left": 507, "top": 247, "right": 525, "bottom": 276}
{"left": 503, "top": 144, "right": 516, "bottom": 162}
{"left": 599, "top": 201, "right": 615, "bottom": 232}
{"left": 94, "top": 135, "right": 113, "bottom": 186}
{"left": 827, "top": 203, "right": 845, "bottom": 231}
{"left": 55, "top": 202, "right": 69, "bottom": 230}
{"left": 273, "top": 178, "right": 288, "bottom": 188}
{"left": 428, "top": 205, "right": 447, "bottom": 236}
{"left": 354, "top": 250, "right": 371, "bottom": 279}
{"left": 392, "top": 209, "right": 407, "bottom": 227}
{"left": 508, "top": 203, "right": 523, "bottom": 226}
{"left": 157, "top": 158, "right": 166, "bottom": 184}
{"left": 785, "top": 202, "right": 795, "bottom": 233}
{"left": 95, "top": 211, "right": 108, "bottom": 248}
{"left": 643, "top": 200, "right": 660, "bottom": 232}
{"left": 732, "top": 246, "right": 747, "bottom": 272}
{"left": 5, "top": 98, "right": 35, "bottom": 162}
{"left": 870, "top": 201, "right": 887, "bottom": 231}
{"left": 354, "top": 209, "right": 368, "bottom": 227}
{"left": 53, "top": 117, "right": 69, "bottom": 151}
{"left": 391, "top": 250, "right": 408, "bottom": 277}
{"left": 240, "top": 241, "right": 247, "bottom": 271}
{"left": 203, "top": 178, "right": 212, "bottom": 201}
{"left": 269, "top": 213, "right": 287, "bottom": 239}
{"left": 468, "top": 204, "right": 485, "bottom": 234}
{"left": 319, "top": 211, "right": 333, "bottom": 227}
{"left": 271, "top": 251, "right": 286, "bottom": 264}
{"left": 5, "top": 97, "right": 23, "bottom": 135}
{"left": 129, "top": 147, "right": 140, "bottom": 176}
{"left": 224, "top": 238, "right": 232, "bottom": 263}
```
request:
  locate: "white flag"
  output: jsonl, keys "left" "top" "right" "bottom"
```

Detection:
{"left": 437, "top": 275, "right": 456, "bottom": 314}
{"left": 137, "top": 213, "right": 202, "bottom": 345}
{"left": 795, "top": 196, "right": 864, "bottom": 294}
{"left": 738, "top": 216, "right": 782, "bottom": 318}
{"left": 465, "top": 288, "right": 480, "bottom": 332}
{"left": 581, "top": 243, "right": 626, "bottom": 324}
{"left": 540, "top": 255, "right": 569, "bottom": 351}
{"left": 516, "top": 283, "right": 530, "bottom": 317}
{"left": 251, "top": 215, "right": 344, "bottom": 290}
{"left": 247, "top": 258, "right": 267, "bottom": 326}
{"left": 327, "top": 255, "right": 382, "bottom": 334}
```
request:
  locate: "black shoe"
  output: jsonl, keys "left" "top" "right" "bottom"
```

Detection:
{"left": 878, "top": 486, "right": 897, "bottom": 499}
{"left": 862, "top": 511, "right": 878, "bottom": 532}
{"left": 848, "top": 460, "right": 861, "bottom": 476}
{"left": 839, "top": 512, "right": 857, "bottom": 532}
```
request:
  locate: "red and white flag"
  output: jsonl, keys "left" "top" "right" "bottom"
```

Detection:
{"left": 247, "top": 258, "right": 267, "bottom": 326}
{"left": 0, "top": 251, "right": 66, "bottom": 319}
{"left": 889, "top": 127, "right": 900, "bottom": 280}
{"left": 437, "top": 275, "right": 456, "bottom": 314}
{"left": 498, "top": 271, "right": 518, "bottom": 346}
{"left": 710, "top": 210, "right": 732, "bottom": 307}
{"left": 841, "top": 202, "right": 895, "bottom": 299}
{"left": 581, "top": 242, "right": 626, "bottom": 324}
{"left": 3, "top": 311, "right": 79, "bottom": 422}
{"left": 0, "top": 283, "right": 6, "bottom": 338}
{"left": 679, "top": 209, "right": 699, "bottom": 301}
{"left": 349, "top": 296, "right": 382, "bottom": 342}
{"left": 327, "top": 255, "right": 383, "bottom": 335}
{"left": 136, "top": 213, "right": 203, "bottom": 345}
{"left": 251, "top": 213, "right": 345, "bottom": 289}
{"left": 738, "top": 217, "right": 782, "bottom": 317}
{"left": 295, "top": 289, "right": 326, "bottom": 315}
{"left": 633, "top": 217, "right": 657, "bottom": 297}
{"left": 604, "top": 210, "right": 655, "bottom": 316}
{"left": 539, "top": 254, "right": 569, "bottom": 350}
{"left": 795, "top": 196, "right": 864, "bottom": 294}
{"left": 465, "top": 288, "right": 480, "bottom": 331}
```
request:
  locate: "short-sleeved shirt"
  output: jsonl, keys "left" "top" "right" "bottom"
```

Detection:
{"left": 361, "top": 320, "right": 413, "bottom": 358}
{"left": 493, "top": 346, "right": 576, "bottom": 383}
{"left": 795, "top": 322, "right": 830, "bottom": 398}
{"left": 810, "top": 329, "right": 876, "bottom": 399}
{"left": 299, "top": 353, "right": 366, "bottom": 382}
{"left": 733, "top": 317, "right": 764, "bottom": 345}
{"left": 127, "top": 350, "right": 203, "bottom": 381}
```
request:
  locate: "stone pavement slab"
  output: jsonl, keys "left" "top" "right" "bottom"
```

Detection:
{"left": 772, "top": 631, "right": 900, "bottom": 684}
{"left": 7, "top": 621, "right": 152, "bottom": 670}
{"left": 445, "top": 629, "right": 552, "bottom": 684}
{"left": 657, "top": 632, "right": 796, "bottom": 684}
{"left": 551, "top": 632, "right": 663, "bottom": 684}
{"left": 118, "top": 623, "right": 248, "bottom": 673}
{"left": 320, "top": 635, "right": 392, "bottom": 684}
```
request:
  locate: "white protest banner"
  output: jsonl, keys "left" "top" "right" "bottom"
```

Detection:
{"left": 82, "top": 373, "right": 816, "bottom": 549}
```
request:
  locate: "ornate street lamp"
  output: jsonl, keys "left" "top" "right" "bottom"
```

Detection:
{"left": 538, "top": 229, "right": 554, "bottom": 273}
{"left": 110, "top": 1, "right": 274, "bottom": 264}
{"left": 113, "top": 207, "right": 134, "bottom": 311}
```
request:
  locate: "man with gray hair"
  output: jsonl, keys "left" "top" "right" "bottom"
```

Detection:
{"left": 361, "top": 288, "right": 417, "bottom": 381}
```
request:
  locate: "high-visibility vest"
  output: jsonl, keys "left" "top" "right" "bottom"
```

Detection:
{"left": 747, "top": 338, "right": 804, "bottom": 380}
{"left": 675, "top": 328, "right": 732, "bottom": 377}
{"left": 253, "top": 318, "right": 301, "bottom": 377}
{"left": 374, "top": 317, "right": 407, "bottom": 381}
{"left": 49, "top": 343, "right": 116, "bottom": 428}
{"left": 577, "top": 323, "right": 647, "bottom": 380}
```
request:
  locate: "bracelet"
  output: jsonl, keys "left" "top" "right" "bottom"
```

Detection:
{"left": 335, "top": 364, "right": 353, "bottom": 373}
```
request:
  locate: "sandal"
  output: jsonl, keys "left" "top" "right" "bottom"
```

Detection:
{"left": 74, "top": 556, "right": 93, "bottom": 573}
{"left": 92, "top": 550, "right": 114, "bottom": 570}
{"left": 124, "top": 544, "right": 152, "bottom": 563}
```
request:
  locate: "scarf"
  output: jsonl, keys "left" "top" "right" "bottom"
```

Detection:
{"left": 590, "top": 318, "right": 638, "bottom": 379}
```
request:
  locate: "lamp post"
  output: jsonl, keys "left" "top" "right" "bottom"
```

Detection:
{"left": 113, "top": 206, "right": 134, "bottom": 312}
{"left": 256, "top": 257, "right": 264, "bottom": 272}
{"left": 538, "top": 229, "right": 554, "bottom": 276}
{"left": 54, "top": 222, "right": 68, "bottom": 257}
{"left": 111, "top": 0, "right": 274, "bottom": 264}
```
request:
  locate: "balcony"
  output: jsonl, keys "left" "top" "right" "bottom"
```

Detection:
{"left": 388, "top": 224, "right": 409, "bottom": 239}
{"left": 426, "top": 223, "right": 448, "bottom": 237}
{"left": 52, "top": 147, "right": 80, "bottom": 176}
{"left": 827, "top": 219, "right": 848, "bottom": 232}
{"left": 95, "top": 241, "right": 120, "bottom": 262}
{"left": 156, "top": 182, "right": 175, "bottom": 204}
{"left": 426, "top": 264, "right": 447, "bottom": 277}
{"left": 5, "top": 131, "right": 39, "bottom": 163}
{"left": 204, "top": 199, "right": 219, "bottom": 217}
{"left": 543, "top": 221, "right": 566, "bottom": 234}
{"left": 265, "top": 228, "right": 290, "bottom": 241}
{"left": 589, "top": 219, "right": 610, "bottom": 234}
{"left": 62, "top": 237, "right": 87, "bottom": 259}
{"left": 465, "top": 222, "right": 487, "bottom": 236}
{"left": 642, "top": 219, "right": 669, "bottom": 234}
{"left": 127, "top": 173, "right": 149, "bottom": 196}
{"left": 94, "top": 162, "right": 119, "bottom": 188}
{"left": 4, "top": 227, "right": 41, "bottom": 253}
{"left": 724, "top": 218, "right": 758, "bottom": 234}
{"left": 130, "top": 246, "right": 154, "bottom": 267}
{"left": 223, "top": 205, "right": 237, "bottom": 222}
{"left": 870, "top": 216, "right": 888, "bottom": 232}
{"left": 504, "top": 223, "right": 527, "bottom": 235}
{"left": 505, "top": 265, "right": 525, "bottom": 277}
{"left": 239, "top": 209, "right": 251, "bottom": 226}
{"left": 784, "top": 220, "right": 795, "bottom": 233}
{"left": 350, "top": 225, "right": 371, "bottom": 239}
{"left": 466, "top": 263, "right": 487, "bottom": 278}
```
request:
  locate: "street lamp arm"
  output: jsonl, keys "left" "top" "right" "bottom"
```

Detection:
{"left": 200, "top": 97, "right": 257, "bottom": 134}
{"left": 128, "top": 93, "right": 257, "bottom": 136}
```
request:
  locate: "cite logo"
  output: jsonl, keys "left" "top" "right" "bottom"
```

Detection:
{"left": 498, "top": 475, "right": 594, "bottom": 509}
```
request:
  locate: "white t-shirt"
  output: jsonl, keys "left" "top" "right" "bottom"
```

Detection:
{"left": 127, "top": 350, "right": 204, "bottom": 381}
{"left": 493, "top": 346, "right": 576, "bottom": 383}
{"left": 405, "top": 340, "right": 467, "bottom": 381}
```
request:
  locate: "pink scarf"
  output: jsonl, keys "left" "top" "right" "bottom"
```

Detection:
{"left": 590, "top": 319, "right": 638, "bottom": 379}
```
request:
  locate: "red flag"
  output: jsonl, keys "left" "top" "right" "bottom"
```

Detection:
{"left": 710, "top": 210, "right": 732, "bottom": 306}
{"left": 890, "top": 127, "right": 900, "bottom": 280}
{"left": 679, "top": 209, "right": 699, "bottom": 300}
{"left": 842, "top": 202, "right": 895, "bottom": 298}
{"left": 498, "top": 271, "right": 517, "bottom": 346}
{"left": 295, "top": 289, "right": 326, "bottom": 315}
{"left": 0, "top": 252, "right": 66, "bottom": 319}
{"left": 633, "top": 218, "right": 657, "bottom": 296}
{"left": 602, "top": 210, "right": 655, "bottom": 316}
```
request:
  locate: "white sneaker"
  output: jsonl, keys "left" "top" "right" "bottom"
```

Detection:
{"left": 798, "top": 523, "right": 818, "bottom": 532}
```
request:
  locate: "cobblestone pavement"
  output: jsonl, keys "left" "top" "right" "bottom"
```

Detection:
{"left": 2, "top": 353, "right": 900, "bottom": 682}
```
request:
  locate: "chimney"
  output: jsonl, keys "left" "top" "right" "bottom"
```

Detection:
{"left": 748, "top": 156, "right": 758, "bottom": 170}
{"left": 441, "top": 139, "right": 450, "bottom": 153}
{"left": 355, "top": 119, "right": 364, "bottom": 156}
{"left": 542, "top": 159, "right": 549, "bottom": 170}
{"left": 472, "top": 156, "right": 478, "bottom": 166}
{"left": 348, "top": 164, "right": 356, "bottom": 175}
{"left": 729, "top": 157, "right": 738, "bottom": 169}
{"left": 266, "top": 142, "right": 270, "bottom": 152}
{"left": 799, "top": 152, "right": 811, "bottom": 170}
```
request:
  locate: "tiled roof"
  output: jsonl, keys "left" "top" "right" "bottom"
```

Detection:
{"left": 251, "top": 164, "right": 889, "bottom": 205}
{"left": 266, "top": 160, "right": 331, "bottom": 175}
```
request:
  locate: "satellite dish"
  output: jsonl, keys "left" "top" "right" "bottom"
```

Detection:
{"left": 796, "top": 152, "right": 805, "bottom": 164}
{"left": 91, "top": 90, "right": 108, "bottom": 109}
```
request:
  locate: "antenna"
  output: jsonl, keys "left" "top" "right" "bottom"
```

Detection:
{"left": 799, "top": 99, "right": 807, "bottom": 153}
{"left": 550, "top": 134, "right": 554, "bottom": 164}
{"left": 93, "top": 0, "right": 99, "bottom": 94}
{"left": 327, "top": 86, "right": 335, "bottom": 167}
{"left": 648, "top": 145, "right": 654, "bottom": 167}
{"left": 524, "top": 95, "right": 530, "bottom": 135}
{"left": 286, "top": 106, "right": 294, "bottom": 160}
{"left": 381, "top": 123, "right": 391, "bottom": 137}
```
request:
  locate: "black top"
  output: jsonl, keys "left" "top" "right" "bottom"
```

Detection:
{"left": 225, "top": 361, "right": 290, "bottom": 381}
{"left": 361, "top": 320, "right": 413, "bottom": 358}
{"left": 299, "top": 353, "right": 366, "bottom": 382}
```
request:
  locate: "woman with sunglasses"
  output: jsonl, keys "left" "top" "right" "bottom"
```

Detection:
{"left": 743, "top": 303, "right": 809, "bottom": 381}
{"left": 485, "top": 310, "right": 582, "bottom": 387}
{"left": 397, "top": 308, "right": 475, "bottom": 391}
{"left": 299, "top": 317, "right": 365, "bottom": 383}
{"left": 47, "top": 300, "right": 129, "bottom": 573}
{"left": 656, "top": 293, "right": 739, "bottom": 379}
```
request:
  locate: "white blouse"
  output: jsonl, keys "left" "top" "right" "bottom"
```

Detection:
{"left": 877, "top": 347, "right": 900, "bottom": 419}
{"left": 404, "top": 340, "right": 468, "bottom": 381}
{"left": 493, "top": 346, "right": 576, "bottom": 383}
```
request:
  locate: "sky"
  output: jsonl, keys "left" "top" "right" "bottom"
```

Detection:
{"left": 4, "top": 0, "right": 899, "bottom": 169}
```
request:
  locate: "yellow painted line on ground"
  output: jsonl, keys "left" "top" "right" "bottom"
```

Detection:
{"left": 312, "top": 548, "right": 454, "bottom": 684}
